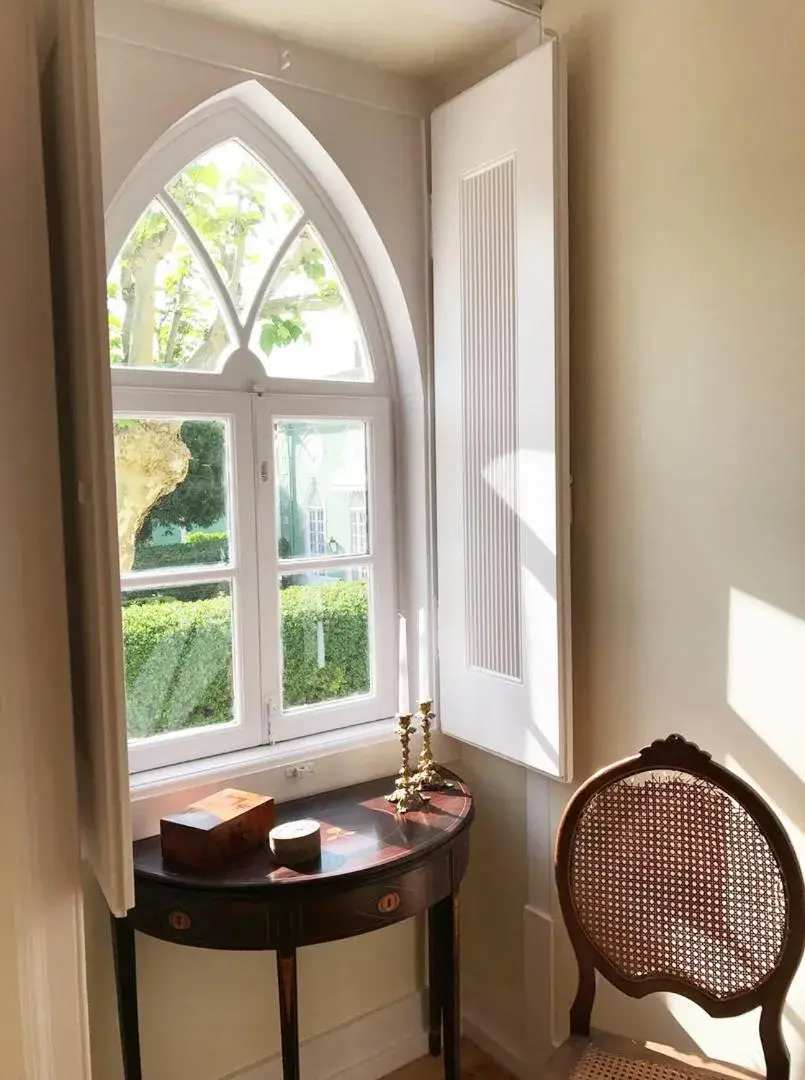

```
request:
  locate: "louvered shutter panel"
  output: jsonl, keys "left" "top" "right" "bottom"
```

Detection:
{"left": 431, "top": 39, "right": 572, "bottom": 779}
{"left": 41, "top": 0, "right": 133, "bottom": 914}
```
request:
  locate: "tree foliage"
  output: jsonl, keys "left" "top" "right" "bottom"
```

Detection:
{"left": 109, "top": 143, "right": 347, "bottom": 557}
{"left": 139, "top": 420, "right": 226, "bottom": 541}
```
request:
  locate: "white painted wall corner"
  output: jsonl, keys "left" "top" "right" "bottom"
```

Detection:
{"left": 462, "top": 980, "right": 528, "bottom": 1080}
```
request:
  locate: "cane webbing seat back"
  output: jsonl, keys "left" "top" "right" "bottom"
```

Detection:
{"left": 551, "top": 735, "right": 805, "bottom": 1080}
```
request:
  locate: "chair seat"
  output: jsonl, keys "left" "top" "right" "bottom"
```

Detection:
{"left": 541, "top": 1034, "right": 762, "bottom": 1080}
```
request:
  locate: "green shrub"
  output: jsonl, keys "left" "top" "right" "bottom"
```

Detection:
{"left": 281, "top": 579, "right": 369, "bottom": 708}
{"left": 133, "top": 535, "right": 229, "bottom": 571}
{"left": 186, "top": 530, "right": 227, "bottom": 545}
{"left": 121, "top": 579, "right": 369, "bottom": 737}
{"left": 122, "top": 594, "right": 233, "bottom": 737}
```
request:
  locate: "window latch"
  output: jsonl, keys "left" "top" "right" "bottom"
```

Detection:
{"left": 265, "top": 697, "right": 278, "bottom": 745}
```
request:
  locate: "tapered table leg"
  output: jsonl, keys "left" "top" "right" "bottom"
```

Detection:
{"left": 110, "top": 914, "right": 143, "bottom": 1080}
{"left": 440, "top": 893, "right": 460, "bottom": 1080}
{"left": 277, "top": 948, "right": 300, "bottom": 1080}
{"left": 428, "top": 903, "right": 444, "bottom": 1056}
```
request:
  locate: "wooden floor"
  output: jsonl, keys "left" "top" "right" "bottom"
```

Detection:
{"left": 384, "top": 1042, "right": 514, "bottom": 1080}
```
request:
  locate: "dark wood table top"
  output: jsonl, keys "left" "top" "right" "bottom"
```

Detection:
{"left": 134, "top": 772, "right": 473, "bottom": 894}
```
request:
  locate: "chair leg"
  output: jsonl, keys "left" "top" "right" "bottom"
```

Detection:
{"left": 760, "top": 1000, "right": 789, "bottom": 1080}
{"left": 569, "top": 962, "right": 595, "bottom": 1037}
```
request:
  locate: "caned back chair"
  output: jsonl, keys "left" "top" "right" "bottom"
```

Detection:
{"left": 550, "top": 735, "right": 805, "bottom": 1080}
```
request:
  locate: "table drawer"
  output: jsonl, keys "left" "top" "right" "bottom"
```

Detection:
{"left": 132, "top": 881, "right": 270, "bottom": 950}
{"left": 295, "top": 851, "right": 452, "bottom": 946}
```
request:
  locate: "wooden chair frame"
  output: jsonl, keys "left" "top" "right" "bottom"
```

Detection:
{"left": 555, "top": 734, "right": 805, "bottom": 1079}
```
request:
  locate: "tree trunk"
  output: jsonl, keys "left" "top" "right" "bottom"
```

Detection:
{"left": 114, "top": 421, "right": 189, "bottom": 572}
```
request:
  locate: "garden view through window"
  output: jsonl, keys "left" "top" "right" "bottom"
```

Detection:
{"left": 108, "top": 130, "right": 394, "bottom": 772}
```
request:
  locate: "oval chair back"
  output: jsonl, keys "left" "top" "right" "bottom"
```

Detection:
{"left": 555, "top": 735, "right": 805, "bottom": 1079}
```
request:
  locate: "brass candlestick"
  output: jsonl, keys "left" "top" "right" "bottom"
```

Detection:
{"left": 414, "top": 701, "right": 443, "bottom": 790}
{"left": 386, "top": 714, "right": 429, "bottom": 813}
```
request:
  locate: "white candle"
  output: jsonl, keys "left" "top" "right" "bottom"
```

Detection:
{"left": 418, "top": 605, "right": 430, "bottom": 704}
{"left": 398, "top": 614, "right": 409, "bottom": 716}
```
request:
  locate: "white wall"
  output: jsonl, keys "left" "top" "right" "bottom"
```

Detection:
{"left": 453, "top": 2, "right": 805, "bottom": 1077}
{"left": 88, "top": 7, "right": 432, "bottom": 1079}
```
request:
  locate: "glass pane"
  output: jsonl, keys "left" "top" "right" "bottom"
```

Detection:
{"left": 122, "top": 582, "right": 234, "bottom": 739}
{"left": 113, "top": 417, "right": 231, "bottom": 575}
{"left": 166, "top": 140, "right": 303, "bottom": 317}
{"left": 107, "top": 199, "right": 230, "bottom": 371}
{"left": 279, "top": 571, "right": 370, "bottom": 709}
{"left": 274, "top": 420, "right": 369, "bottom": 560}
{"left": 251, "top": 225, "right": 372, "bottom": 382}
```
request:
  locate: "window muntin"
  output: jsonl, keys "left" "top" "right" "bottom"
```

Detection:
{"left": 250, "top": 225, "right": 370, "bottom": 382}
{"left": 108, "top": 201, "right": 231, "bottom": 372}
{"left": 107, "top": 140, "right": 373, "bottom": 382}
{"left": 165, "top": 139, "right": 303, "bottom": 319}
{"left": 108, "top": 131, "right": 395, "bottom": 771}
{"left": 255, "top": 395, "right": 396, "bottom": 744}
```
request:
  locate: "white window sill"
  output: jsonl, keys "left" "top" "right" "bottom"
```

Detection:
{"left": 129, "top": 718, "right": 433, "bottom": 842}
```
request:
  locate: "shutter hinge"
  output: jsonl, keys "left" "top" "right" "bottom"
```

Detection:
{"left": 260, "top": 461, "right": 269, "bottom": 483}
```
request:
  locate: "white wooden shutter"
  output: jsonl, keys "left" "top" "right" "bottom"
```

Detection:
{"left": 40, "top": 0, "right": 133, "bottom": 914}
{"left": 431, "top": 39, "right": 572, "bottom": 780}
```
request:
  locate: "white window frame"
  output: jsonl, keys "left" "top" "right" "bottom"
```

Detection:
{"left": 108, "top": 106, "right": 400, "bottom": 773}
{"left": 114, "top": 388, "right": 263, "bottom": 773}
{"left": 105, "top": 104, "right": 392, "bottom": 399}
{"left": 255, "top": 395, "right": 396, "bottom": 743}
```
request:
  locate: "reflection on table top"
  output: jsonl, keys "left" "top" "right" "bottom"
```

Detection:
{"left": 133, "top": 771, "right": 473, "bottom": 893}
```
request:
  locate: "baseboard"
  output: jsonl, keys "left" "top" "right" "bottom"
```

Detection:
{"left": 224, "top": 992, "right": 429, "bottom": 1080}
{"left": 463, "top": 981, "right": 527, "bottom": 1080}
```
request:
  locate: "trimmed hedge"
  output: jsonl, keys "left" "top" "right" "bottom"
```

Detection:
{"left": 122, "top": 593, "right": 234, "bottom": 737}
{"left": 133, "top": 535, "right": 229, "bottom": 571}
{"left": 281, "top": 579, "right": 369, "bottom": 708}
{"left": 122, "top": 579, "right": 369, "bottom": 737}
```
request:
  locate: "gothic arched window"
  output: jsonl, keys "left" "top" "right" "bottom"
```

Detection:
{"left": 108, "top": 117, "right": 396, "bottom": 773}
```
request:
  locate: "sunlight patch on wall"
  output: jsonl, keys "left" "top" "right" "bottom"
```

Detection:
{"left": 727, "top": 588, "right": 805, "bottom": 784}
{"left": 483, "top": 449, "right": 557, "bottom": 555}
{"left": 660, "top": 748, "right": 805, "bottom": 1073}
{"left": 724, "top": 756, "right": 805, "bottom": 1069}
{"left": 660, "top": 994, "right": 764, "bottom": 1074}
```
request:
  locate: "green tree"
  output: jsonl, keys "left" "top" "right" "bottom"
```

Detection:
{"left": 138, "top": 420, "right": 225, "bottom": 542}
{"left": 109, "top": 144, "right": 346, "bottom": 568}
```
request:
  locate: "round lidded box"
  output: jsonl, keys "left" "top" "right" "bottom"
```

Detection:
{"left": 268, "top": 819, "right": 321, "bottom": 867}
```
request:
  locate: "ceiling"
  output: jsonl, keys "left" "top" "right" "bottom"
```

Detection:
{"left": 148, "top": 0, "right": 539, "bottom": 78}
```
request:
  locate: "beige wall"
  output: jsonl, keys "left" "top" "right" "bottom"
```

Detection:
{"left": 463, "top": 0, "right": 805, "bottom": 1074}
{"left": 456, "top": 748, "right": 528, "bottom": 1055}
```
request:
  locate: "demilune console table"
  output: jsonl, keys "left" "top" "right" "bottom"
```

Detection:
{"left": 110, "top": 772, "right": 474, "bottom": 1080}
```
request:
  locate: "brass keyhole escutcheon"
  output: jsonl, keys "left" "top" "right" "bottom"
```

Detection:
{"left": 169, "top": 910, "right": 192, "bottom": 931}
{"left": 377, "top": 892, "right": 400, "bottom": 914}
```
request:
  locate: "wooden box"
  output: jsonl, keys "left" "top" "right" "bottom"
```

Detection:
{"left": 160, "top": 789, "right": 275, "bottom": 873}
